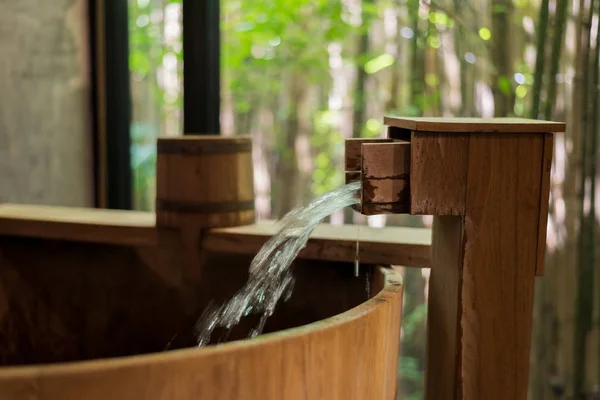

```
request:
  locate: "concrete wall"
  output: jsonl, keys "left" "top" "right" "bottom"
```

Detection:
{"left": 0, "top": 0, "right": 94, "bottom": 206}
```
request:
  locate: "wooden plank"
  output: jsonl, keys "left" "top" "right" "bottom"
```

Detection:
{"left": 535, "top": 133, "right": 554, "bottom": 276}
{"left": 460, "top": 133, "right": 542, "bottom": 399}
{"left": 410, "top": 132, "right": 469, "bottom": 215}
{"left": 203, "top": 220, "right": 432, "bottom": 267}
{"left": 0, "top": 204, "right": 433, "bottom": 266}
{"left": 424, "top": 133, "right": 545, "bottom": 400}
{"left": 425, "top": 216, "right": 465, "bottom": 400}
{"left": 384, "top": 116, "right": 566, "bottom": 134}
{"left": 0, "top": 204, "right": 157, "bottom": 246}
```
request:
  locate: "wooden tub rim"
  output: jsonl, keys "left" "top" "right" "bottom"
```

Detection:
{"left": 0, "top": 267, "right": 402, "bottom": 378}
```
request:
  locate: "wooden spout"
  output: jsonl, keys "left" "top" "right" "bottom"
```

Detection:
{"left": 344, "top": 138, "right": 410, "bottom": 215}
{"left": 344, "top": 116, "right": 566, "bottom": 400}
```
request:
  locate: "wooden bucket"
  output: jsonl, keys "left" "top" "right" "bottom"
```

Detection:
{"left": 0, "top": 257, "right": 403, "bottom": 400}
{"left": 155, "top": 135, "right": 255, "bottom": 229}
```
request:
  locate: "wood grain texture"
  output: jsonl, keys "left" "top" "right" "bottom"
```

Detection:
{"left": 361, "top": 141, "right": 411, "bottom": 211}
{"left": 0, "top": 233, "right": 382, "bottom": 366}
{"left": 0, "top": 0, "right": 94, "bottom": 207}
{"left": 344, "top": 138, "right": 393, "bottom": 171}
{"left": 155, "top": 135, "right": 256, "bottom": 229}
{"left": 419, "top": 130, "right": 548, "bottom": 400}
{"left": 0, "top": 236, "right": 192, "bottom": 365}
{"left": 0, "top": 205, "right": 433, "bottom": 266}
{"left": 410, "top": 132, "right": 469, "bottom": 215}
{"left": 535, "top": 133, "right": 554, "bottom": 276}
{"left": 0, "top": 204, "right": 158, "bottom": 246}
{"left": 383, "top": 116, "right": 566, "bottom": 133}
{"left": 0, "top": 266, "right": 403, "bottom": 400}
{"left": 459, "top": 133, "right": 543, "bottom": 399}
{"left": 425, "top": 216, "right": 465, "bottom": 400}
{"left": 204, "top": 220, "right": 432, "bottom": 267}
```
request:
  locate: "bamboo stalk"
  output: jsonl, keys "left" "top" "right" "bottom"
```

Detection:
{"left": 491, "top": 0, "right": 515, "bottom": 117}
{"left": 409, "top": 0, "right": 424, "bottom": 115}
{"left": 543, "top": 0, "right": 569, "bottom": 119}
{"left": 574, "top": 0, "right": 595, "bottom": 394}
{"left": 590, "top": 0, "right": 600, "bottom": 386}
{"left": 530, "top": 0, "right": 550, "bottom": 118}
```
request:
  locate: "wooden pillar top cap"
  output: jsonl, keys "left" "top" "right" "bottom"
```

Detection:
{"left": 383, "top": 116, "right": 566, "bottom": 133}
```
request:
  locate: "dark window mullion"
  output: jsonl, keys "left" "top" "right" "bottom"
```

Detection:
{"left": 182, "top": 0, "right": 221, "bottom": 135}
{"left": 90, "top": 0, "right": 132, "bottom": 209}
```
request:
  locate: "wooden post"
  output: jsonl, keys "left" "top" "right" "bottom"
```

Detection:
{"left": 351, "top": 117, "right": 566, "bottom": 400}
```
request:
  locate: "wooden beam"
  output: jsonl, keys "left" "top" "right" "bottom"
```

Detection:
{"left": 0, "top": 204, "right": 157, "bottom": 246}
{"left": 0, "top": 204, "right": 432, "bottom": 266}
{"left": 203, "top": 220, "right": 431, "bottom": 267}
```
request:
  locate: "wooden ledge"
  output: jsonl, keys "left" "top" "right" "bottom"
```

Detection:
{"left": 203, "top": 221, "right": 432, "bottom": 267}
{"left": 383, "top": 116, "right": 566, "bottom": 133}
{"left": 0, "top": 204, "right": 158, "bottom": 246}
{"left": 0, "top": 203, "right": 432, "bottom": 267}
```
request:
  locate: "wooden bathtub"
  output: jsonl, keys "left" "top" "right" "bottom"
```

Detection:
{"left": 0, "top": 204, "right": 430, "bottom": 399}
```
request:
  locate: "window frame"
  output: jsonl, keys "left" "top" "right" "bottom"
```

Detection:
{"left": 90, "top": 0, "right": 222, "bottom": 210}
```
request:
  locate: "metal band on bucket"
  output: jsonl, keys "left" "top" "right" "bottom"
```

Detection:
{"left": 157, "top": 141, "right": 252, "bottom": 155}
{"left": 155, "top": 199, "right": 255, "bottom": 213}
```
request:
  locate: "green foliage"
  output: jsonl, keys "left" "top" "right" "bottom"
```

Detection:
{"left": 398, "top": 357, "right": 425, "bottom": 400}
{"left": 365, "top": 54, "right": 395, "bottom": 74}
{"left": 403, "top": 303, "right": 428, "bottom": 337}
{"left": 223, "top": 0, "right": 355, "bottom": 105}
{"left": 310, "top": 111, "right": 344, "bottom": 195}
{"left": 497, "top": 75, "right": 513, "bottom": 95}
{"left": 363, "top": 118, "right": 384, "bottom": 137}
{"left": 478, "top": 27, "right": 492, "bottom": 40}
{"left": 398, "top": 302, "right": 427, "bottom": 398}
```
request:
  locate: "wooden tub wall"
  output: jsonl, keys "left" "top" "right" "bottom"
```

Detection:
{"left": 0, "top": 203, "right": 431, "bottom": 366}
{"left": 0, "top": 265, "right": 403, "bottom": 400}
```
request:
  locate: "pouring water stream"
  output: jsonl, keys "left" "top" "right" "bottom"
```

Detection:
{"left": 194, "top": 181, "right": 361, "bottom": 346}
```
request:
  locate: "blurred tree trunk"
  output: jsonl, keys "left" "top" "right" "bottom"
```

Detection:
{"left": 490, "top": 0, "right": 514, "bottom": 116}
{"left": 386, "top": 5, "right": 403, "bottom": 113}
{"left": 530, "top": 0, "right": 575, "bottom": 396}
{"left": 550, "top": 1, "right": 584, "bottom": 396}
{"left": 346, "top": 0, "right": 374, "bottom": 224}
{"left": 272, "top": 75, "right": 303, "bottom": 218}
{"left": 543, "top": 0, "right": 568, "bottom": 119}
{"left": 589, "top": 0, "right": 599, "bottom": 385}
{"left": 424, "top": 18, "right": 441, "bottom": 117}
{"left": 408, "top": 0, "right": 424, "bottom": 115}
{"left": 233, "top": 106, "right": 256, "bottom": 137}
{"left": 352, "top": 0, "right": 373, "bottom": 140}
{"left": 574, "top": 0, "right": 595, "bottom": 394}
{"left": 453, "top": 0, "right": 475, "bottom": 117}
{"left": 398, "top": 268, "right": 427, "bottom": 398}
{"left": 530, "top": 0, "right": 549, "bottom": 119}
